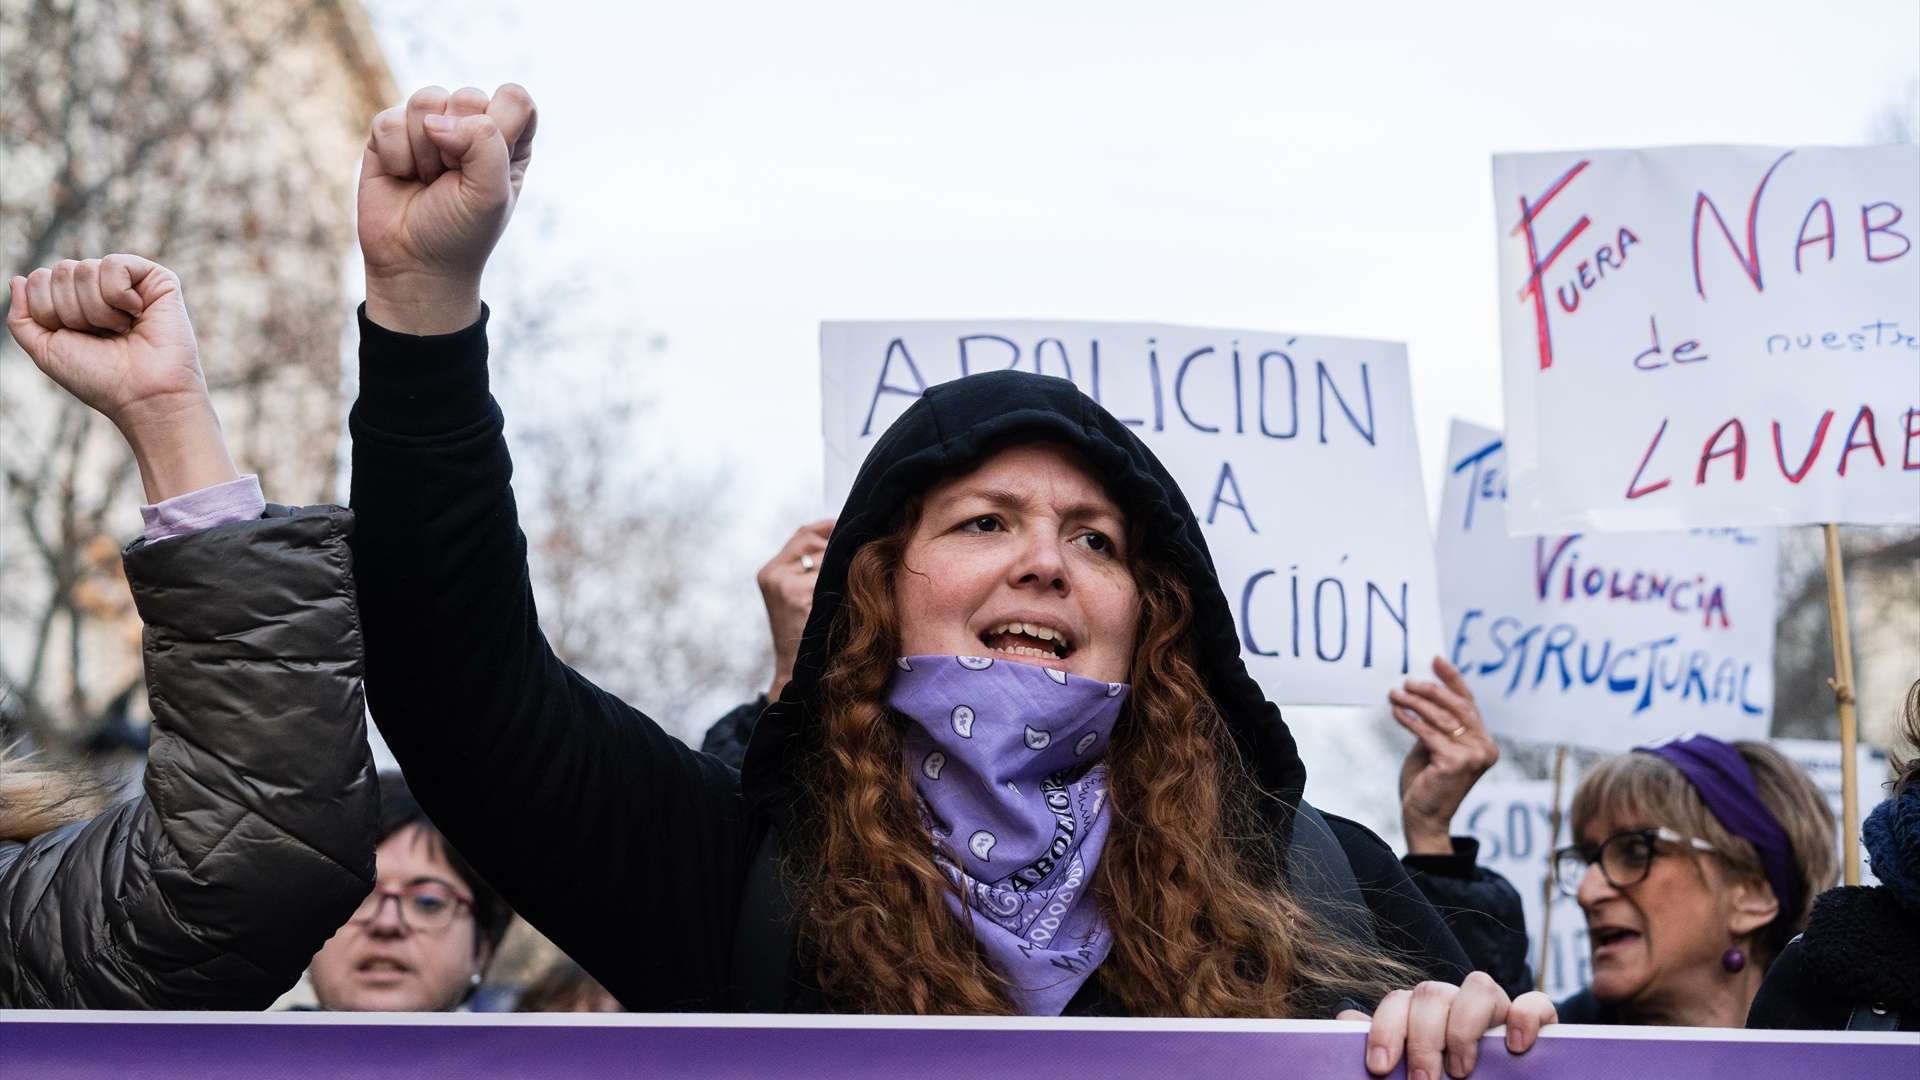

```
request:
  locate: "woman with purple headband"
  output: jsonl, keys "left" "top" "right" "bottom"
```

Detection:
{"left": 1550, "top": 733, "right": 1835, "bottom": 1027}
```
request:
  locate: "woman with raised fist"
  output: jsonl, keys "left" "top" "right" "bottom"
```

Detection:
{"left": 347, "top": 83, "right": 1553, "bottom": 1077}
{"left": 0, "top": 257, "right": 376, "bottom": 1008}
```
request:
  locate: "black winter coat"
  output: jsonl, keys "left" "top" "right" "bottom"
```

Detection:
{"left": 348, "top": 308, "right": 1472, "bottom": 1012}
{"left": 1747, "top": 886, "right": 1920, "bottom": 1032}
{"left": 0, "top": 507, "right": 378, "bottom": 1008}
{"left": 1401, "top": 838, "right": 1534, "bottom": 998}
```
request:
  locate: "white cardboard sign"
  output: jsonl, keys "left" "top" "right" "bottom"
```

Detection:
{"left": 820, "top": 321, "right": 1442, "bottom": 705}
{"left": 1452, "top": 779, "right": 1590, "bottom": 1000}
{"left": 1437, "top": 419, "right": 1777, "bottom": 751}
{"left": 1492, "top": 145, "right": 1920, "bottom": 534}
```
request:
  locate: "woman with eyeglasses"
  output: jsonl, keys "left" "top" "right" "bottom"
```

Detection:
{"left": 1549, "top": 735, "right": 1835, "bottom": 1027}
{"left": 306, "top": 772, "right": 515, "bottom": 1012}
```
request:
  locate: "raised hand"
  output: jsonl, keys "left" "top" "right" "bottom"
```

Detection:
{"left": 1389, "top": 656, "right": 1499, "bottom": 857}
{"left": 8, "top": 257, "right": 237, "bottom": 502}
{"left": 756, "top": 519, "right": 835, "bottom": 700}
{"left": 358, "top": 84, "right": 536, "bottom": 335}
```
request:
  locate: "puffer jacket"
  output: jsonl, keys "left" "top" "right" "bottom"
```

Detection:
{"left": 0, "top": 505, "right": 378, "bottom": 1008}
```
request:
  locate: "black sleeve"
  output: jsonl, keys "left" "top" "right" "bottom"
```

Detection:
{"left": 1746, "top": 938, "right": 1848, "bottom": 1030}
{"left": 700, "top": 696, "right": 768, "bottom": 771}
{"left": 347, "top": 306, "right": 746, "bottom": 1010}
{"left": 1402, "top": 837, "right": 1535, "bottom": 997}
{"left": 1325, "top": 814, "right": 1473, "bottom": 986}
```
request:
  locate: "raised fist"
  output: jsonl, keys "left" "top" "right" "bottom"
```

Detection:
{"left": 358, "top": 83, "right": 535, "bottom": 334}
{"left": 8, "top": 256, "right": 206, "bottom": 433}
{"left": 9, "top": 256, "right": 238, "bottom": 502}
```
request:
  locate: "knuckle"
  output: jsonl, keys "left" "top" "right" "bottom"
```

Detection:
{"left": 452, "top": 86, "right": 489, "bottom": 107}
{"left": 494, "top": 82, "right": 532, "bottom": 107}
{"left": 408, "top": 85, "right": 449, "bottom": 109}
{"left": 1413, "top": 980, "right": 1456, "bottom": 1001}
{"left": 374, "top": 109, "right": 406, "bottom": 137}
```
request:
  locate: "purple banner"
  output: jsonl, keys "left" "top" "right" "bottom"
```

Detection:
{"left": 1, "top": 1014, "right": 1912, "bottom": 1079}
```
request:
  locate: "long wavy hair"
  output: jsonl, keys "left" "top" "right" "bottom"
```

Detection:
{"left": 786, "top": 506, "right": 1415, "bottom": 1015}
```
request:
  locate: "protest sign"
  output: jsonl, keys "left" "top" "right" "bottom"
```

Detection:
{"left": 1454, "top": 779, "right": 1591, "bottom": 1000}
{"left": 2, "top": 1012, "right": 1913, "bottom": 1080}
{"left": 1437, "top": 419, "right": 1777, "bottom": 750}
{"left": 821, "top": 321, "right": 1442, "bottom": 705}
{"left": 1491, "top": 145, "right": 1920, "bottom": 534}
{"left": 1776, "top": 737, "right": 1892, "bottom": 888}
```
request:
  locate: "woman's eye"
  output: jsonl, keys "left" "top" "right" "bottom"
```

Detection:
{"left": 1072, "top": 531, "right": 1115, "bottom": 556}
{"left": 960, "top": 515, "right": 1001, "bottom": 533}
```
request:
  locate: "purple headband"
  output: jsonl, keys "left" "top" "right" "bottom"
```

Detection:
{"left": 1635, "top": 734, "right": 1800, "bottom": 919}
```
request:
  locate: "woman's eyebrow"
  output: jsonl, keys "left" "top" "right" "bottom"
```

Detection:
{"left": 946, "top": 488, "right": 1122, "bottom": 523}
{"left": 402, "top": 875, "right": 459, "bottom": 889}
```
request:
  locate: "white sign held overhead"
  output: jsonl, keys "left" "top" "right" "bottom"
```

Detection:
{"left": 1492, "top": 145, "right": 1920, "bottom": 534}
{"left": 820, "top": 321, "right": 1443, "bottom": 706}
{"left": 1437, "top": 419, "right": 1777, "bottom": 752}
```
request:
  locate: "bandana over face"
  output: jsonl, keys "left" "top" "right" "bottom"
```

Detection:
{"left": 888, "top": 654, "right": 1129, "bottom": 1015}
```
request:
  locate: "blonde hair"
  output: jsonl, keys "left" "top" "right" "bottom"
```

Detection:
{"left": 1893, "top": 679, "right": 1920, "bottom": 796}
{"left": 1570, "top": 742, "right": 1835, "bottom": 959}
{"left": 0, "top": 745, "right": 110, "bottom": 844}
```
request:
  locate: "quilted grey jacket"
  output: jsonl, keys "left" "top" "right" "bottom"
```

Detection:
{"left": 0, "top": 505, "right": 377, "bottom": 1008}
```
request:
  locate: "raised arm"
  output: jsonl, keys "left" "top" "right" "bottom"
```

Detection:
{"left": 2, "top": 258, "right": 376, "bottom": 1008}
{"left": 348, "top": 85, "right": 746, "bottom": 1009}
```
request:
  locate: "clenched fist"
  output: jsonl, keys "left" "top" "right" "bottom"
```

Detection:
{"left": 359, "top": 83, "right": 536, "bottom": 335}
{"left": 7, "top": 256, "right": 238, "bottom": 502}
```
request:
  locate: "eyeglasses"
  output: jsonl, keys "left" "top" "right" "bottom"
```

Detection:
{"left": 349, "top": 880, "right": 475, "bottom": 933}
{"left": 1551, "top": 827, "right": 1717, "bottom": 898}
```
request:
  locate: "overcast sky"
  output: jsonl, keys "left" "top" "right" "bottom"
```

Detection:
{"left": 364, "top": 1, "right": 1916, "bottom": 523}
{"left": 358, "top": 0, "right": 1918, "bottom": 825}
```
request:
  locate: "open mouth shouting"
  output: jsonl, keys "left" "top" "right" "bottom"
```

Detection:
{"left": 978, "top": 620, "right": 1074, "bottom": 664}
{"left": 1589, "top": 925, "right": 1642, "bottom": 957}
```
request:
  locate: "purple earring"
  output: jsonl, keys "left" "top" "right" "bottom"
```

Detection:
{"left": 1721, "top": 948, "right": 1746, "bottom": 973}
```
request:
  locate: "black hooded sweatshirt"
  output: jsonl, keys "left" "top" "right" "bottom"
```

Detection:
{"left": 348, "top": 307, "right": 1472, "bottom": 1013}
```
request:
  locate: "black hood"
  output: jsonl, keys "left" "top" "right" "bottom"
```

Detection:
{"left": 741, "top": 369, "right": 1306, "bottom": 842}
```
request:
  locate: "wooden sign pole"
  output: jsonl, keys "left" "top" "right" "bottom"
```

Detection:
{"left": 1537, "top": 743, "right": 1570, "bottom": 988}
{"left": 1821, "top": 524, "right": 1862, "bottom": 886}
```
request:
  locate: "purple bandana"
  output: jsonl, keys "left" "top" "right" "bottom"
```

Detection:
{"left": 890, "top": 654, "right": 1130, "bottom": 1015}
{"left": 1636, "top": 733, "right": 1801, "bottom": 917}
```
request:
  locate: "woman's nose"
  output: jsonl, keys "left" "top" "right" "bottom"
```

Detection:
{"left": 1008, "top": 533, "right": 1068, "bottom": 593}
{"left": 1575, "top": 861, "right": 1616, "bottom": 906}
{"left": 367, "top": 893, "right": 410, "bottom": 935}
